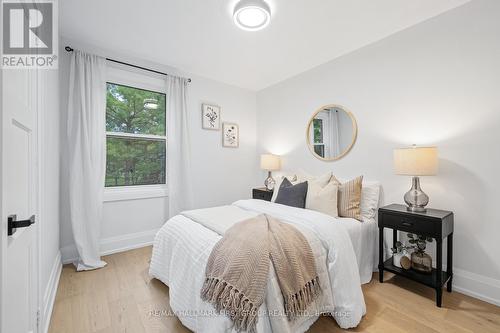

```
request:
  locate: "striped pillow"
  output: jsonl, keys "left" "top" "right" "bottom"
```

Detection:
{"left": 332, "top": 175, "right": 363, "bottom": 221}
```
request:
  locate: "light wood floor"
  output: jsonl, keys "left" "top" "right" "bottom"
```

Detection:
{"left": 49, "top": 247, "right": 500, "bottom": 333}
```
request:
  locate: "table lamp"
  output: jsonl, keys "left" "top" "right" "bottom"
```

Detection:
{"left": 394, "top": 146, "right": 438, "bottom": 212}
{"left": 260, "top": 154, "right": 281, "bottom": 190}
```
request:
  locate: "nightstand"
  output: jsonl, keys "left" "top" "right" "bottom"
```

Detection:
{"left": 378, "top": 204, "right": 454, "bottom": 307}
{"left": 252, "top": 187, "right": 273, "bottom": 201}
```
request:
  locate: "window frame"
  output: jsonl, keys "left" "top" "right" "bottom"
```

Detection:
{"left": 104, "top": 64, "right": 168, "bottom": 202}
{"left": 312, "top": 118, "right": 325, "bottom": 158}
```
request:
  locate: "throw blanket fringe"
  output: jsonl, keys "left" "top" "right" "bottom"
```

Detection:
{"left": 284, "top": 276, "right": 322, "bottom": 319}
{"left": 201, "top": 214, "right": 321, "bottom": 332}
{"left": 201, "top": 277, "right": 258, "bottom": 332}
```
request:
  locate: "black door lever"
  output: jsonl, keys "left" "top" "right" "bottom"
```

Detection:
{"left": 8, "top": 214, "right": 35, "bottom": 236}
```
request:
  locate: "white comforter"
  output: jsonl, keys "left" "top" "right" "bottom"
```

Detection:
{"left": 149, "top": 199, "right": 366, "bottom": 332}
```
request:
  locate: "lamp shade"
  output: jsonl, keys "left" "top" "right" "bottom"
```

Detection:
{"left": 260, "top": 154, "right": 281, "bottom": 171}
{"left": 394, "top": 146, "right": 438, "bottom": 176}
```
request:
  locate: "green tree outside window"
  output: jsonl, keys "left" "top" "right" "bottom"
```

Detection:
{"left": 105, "top": 83, "right": 166, "bottom": 187}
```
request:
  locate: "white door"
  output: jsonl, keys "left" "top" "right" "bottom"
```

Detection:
{"left": 0, "top": 67, "right": 40, "bottom": 331}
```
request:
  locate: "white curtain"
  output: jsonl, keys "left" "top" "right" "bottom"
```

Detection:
{"left": 331, "top": 110, "right": 341, "bottom": 156}
{"left": 166, "top": 76, "right": 193, "bottom": 217}
{"left": 67, "top": 50, "right": 107, "bottom": 271}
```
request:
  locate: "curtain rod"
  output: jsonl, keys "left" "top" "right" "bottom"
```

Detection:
{"left": 64, "top": 46, "right": 192, "bottom": 83}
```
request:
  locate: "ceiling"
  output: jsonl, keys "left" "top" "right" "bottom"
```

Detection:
{"left": 60, "top": 0, "right": 470, "bottom": 91}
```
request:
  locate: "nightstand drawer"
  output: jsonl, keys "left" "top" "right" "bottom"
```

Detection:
{"left": 252, "top": 188, "right": 273, "bottom": 201}
{"left": 381, "top": 213, "right": 437, "bottom": 236}
{"left": 253, "top": 191, "right": 268, "bottom": 200}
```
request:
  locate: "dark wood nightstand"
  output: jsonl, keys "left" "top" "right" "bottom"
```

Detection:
{"left": 378, "top": 204, "right": 454, "bottom": 307}
{"left": 252, "top": 187, "right": 273, "bottom": 201}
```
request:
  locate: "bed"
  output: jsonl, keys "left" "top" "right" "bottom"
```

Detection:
{"left": 149, "top": 198, "right": 378, "bottom": 333}
{"left": 337, "top": 214, "right": 378, "bottom": 284}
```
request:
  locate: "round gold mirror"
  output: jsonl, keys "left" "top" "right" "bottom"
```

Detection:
{"left": 306, "top": 104, "right": 357, "bottom": 161}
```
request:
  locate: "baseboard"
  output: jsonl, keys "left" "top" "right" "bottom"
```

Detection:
{"left": 60, "top": 228, "right": 159, "bottom": 264}
{"left": 452, "top": 268, "right": 500, "bottom": 306}
{"left": 42, "top": 251, "right": 62, "bottom": 333}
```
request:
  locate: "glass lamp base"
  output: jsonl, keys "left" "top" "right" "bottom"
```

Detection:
{"left": 264, "top": 171, "right": 275, "bottom": 190}
{"left": 404, "top": 176, "right": 429, "bottom": 213}
{"left": 406, "top": 206, "right": 427, "bottom": 213}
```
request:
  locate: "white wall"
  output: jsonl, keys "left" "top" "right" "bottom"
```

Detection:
{"left": 188, "top": 76, "right": 258, "bottom": 208}
{"left": 257, "top": 0, "right": 500, "bottom": 305}
{"left": 59, "top": 38, "right": 259, "bottom": 261}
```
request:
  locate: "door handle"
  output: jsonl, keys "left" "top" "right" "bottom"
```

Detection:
{"left": 8, "top": 214, "right": 35, "bottom": 236}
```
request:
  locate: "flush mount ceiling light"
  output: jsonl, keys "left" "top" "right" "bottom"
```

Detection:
{"left": 233, "top": 0, "right": 271, "bottom": 31}
{"left": 144, "top": 98, "right": 158, "bottom": 110}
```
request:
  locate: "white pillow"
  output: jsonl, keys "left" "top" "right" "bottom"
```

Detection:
{"left": 360, "top": 182, "right": 381, "bottom": 220}
{"left": 296, "top": 172, "right": 332, "bottom": 187}
{"left": 306, "top": 181, "right": 338, "bottom": 217}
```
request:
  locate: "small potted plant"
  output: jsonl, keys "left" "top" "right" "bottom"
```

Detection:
{"left": 408, "top": 233, "right": 433, "bottom": 274}
{"left": 391, "top": 241, "right": 412, "bottom": 269}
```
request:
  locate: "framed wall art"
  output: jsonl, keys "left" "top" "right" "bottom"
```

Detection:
{"left": 202, "top": 104, "right": 221, "bottom": 130}
{"left": 222, "top": 122, "right": 239, "bottom": 148}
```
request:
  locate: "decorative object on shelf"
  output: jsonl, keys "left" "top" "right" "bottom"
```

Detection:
{"left": 306, "top": 104, "right": 357, "bottom": 161}
{"left": 400, "top": 256, "right": 412, "bottom": 270}
{"left": 394, "top": 145, "right": 438, "bottom": 212}
{"left": 260, "top": 154, "right": 281, "bottom": 190}
{"left": 391, "top": 241, "right": 413, "bottom": 269}
{"left": 408, "top": 233, "right": 433, "bottom": 274}
{"left": 202, "top": 104, "right": 221, "bottom": 130}
{"left": 222, "top": 122, "right": 239, "bottom": 148}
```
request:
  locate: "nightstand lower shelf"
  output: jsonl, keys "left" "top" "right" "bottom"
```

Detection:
{"left": 382, "top": 258, "right": 452, "bottom": 289}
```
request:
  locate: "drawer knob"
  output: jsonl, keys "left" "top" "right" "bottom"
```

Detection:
{"left": 401, "top": 220, "right": 413, "bottom": 227}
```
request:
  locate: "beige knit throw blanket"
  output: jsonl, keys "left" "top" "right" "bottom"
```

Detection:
{"left": 200, "top": 214, "right": 321, "bottom": 332}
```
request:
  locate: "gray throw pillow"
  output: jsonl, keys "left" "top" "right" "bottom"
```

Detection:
{"left": 275, "top": 178, "right": 308, "bottom": 208}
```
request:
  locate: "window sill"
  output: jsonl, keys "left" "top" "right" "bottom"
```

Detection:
{"left": 103, "top": 185, "right": 168, "bottom": 202}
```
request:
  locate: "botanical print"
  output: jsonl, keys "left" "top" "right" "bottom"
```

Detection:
{"left": 202, "top": 104, "right": 220, "bottom": 130}
{"left": 223, "top": 123, "right": 239, "bottom": 148}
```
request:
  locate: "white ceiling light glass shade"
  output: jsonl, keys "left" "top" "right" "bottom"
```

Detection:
{"left": 143, "top": 98, "right": 159, "bottom": 110}
{"left": 233, "top": 0, "right": 271, "bottom": 31}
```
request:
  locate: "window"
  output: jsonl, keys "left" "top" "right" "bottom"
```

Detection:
{"left": 105, "top": 82, "right": 166, "bottom": 187}
{"left": 312, "top": 118, "right": 325, "bottom": 158}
